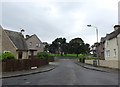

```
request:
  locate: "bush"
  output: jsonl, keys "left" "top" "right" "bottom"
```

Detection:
{"left": 48, "top": 55, "right": 55, "bottom": 62}
{"left": 37, "top": 52, "right": 49, "bottom": 60}
{"left": 0, "top": 52, "right": 15, "bottom": 61}
{"left": 78, "top": 54, "right": 86, "bottom": 63}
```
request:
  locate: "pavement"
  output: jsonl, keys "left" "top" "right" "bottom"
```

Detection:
{"left": 1, "top": 62, "right": 57, "bottom": 79}
{"left": 75, "top": 60, "right": 119, "bottom": 73}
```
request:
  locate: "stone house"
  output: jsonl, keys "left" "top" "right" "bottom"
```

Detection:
{"left": 86, "top": 25, "right": 120, "bottom": 69}
{"left": 104, "top": 25, "right": 120, "bottom": 60}
{"left": 103, "top": 25, "right": 120, "bottom": 68}
{"left": 0, "top": 25, "right": 28, "bottom": 59}
{"left": 95, "top": 37, "right": 106, "bottom": 60}
{"left": 25, "top": 34, "right": 44, "bottom": 58}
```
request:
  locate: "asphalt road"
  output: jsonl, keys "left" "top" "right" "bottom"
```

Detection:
{"left": 2, "top": 59, "right": 118, "bottom": 85}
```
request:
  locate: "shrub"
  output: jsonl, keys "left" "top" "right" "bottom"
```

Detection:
{"left": 0, "top": 52, "right": 15, "bottom": 61}
{"left": 37, "top": 52, "right": 49, "bottom": 60}
{"left": 78, "top": 54, "right": 86, "bottom": 63}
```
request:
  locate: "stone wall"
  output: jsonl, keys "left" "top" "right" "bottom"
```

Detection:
{"left": 85, "top": 60, "right": 119, "bottom": 69}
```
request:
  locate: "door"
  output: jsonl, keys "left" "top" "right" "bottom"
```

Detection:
{"left": 18, "top": 51, "right": 23, "bottom": 59}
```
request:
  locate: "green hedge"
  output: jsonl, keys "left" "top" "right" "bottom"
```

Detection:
{"left": 78, "top": 54, "right": 86, "bottom": 63}
{"left": 0, "top": 52, "right": 15, "bottom": 61}
{"left": 37, "top": 52, "right": 49, "bottom": 60}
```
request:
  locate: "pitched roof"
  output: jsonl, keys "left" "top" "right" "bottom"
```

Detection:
{"left": 100, "top": 37, "right": 106, "bottom": 43}
{"left": 106, "top": 28, "right": 120, "bottom": 40}
{"left": 26, "top": 34, "right": 42, "bottom": 43}
{"left": 4, "top": 30, "right": 28, "bottom": 51}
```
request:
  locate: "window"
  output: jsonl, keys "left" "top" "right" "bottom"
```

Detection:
{"left": 113, "top": 49, "right": 116, "bottom": 57}
{"left": 39, "top": 44, "right": 41, "bottom": 47}
{"left": 36, "top": 43, "right": 41, "bottom": 47}
{"left": 29, "top": 42, "right": 32, "bottom": 46}
{"left": 36, "top": 43, "right": 39, "bottom": 47}
{"left": 4, "top": 51, "right": 10, "bottom": 53}
{"left": 106, "top": 50, "right": 110, "bottom": 57}
{"left": 107, "top": 41, "right": 109, "bottom": 46}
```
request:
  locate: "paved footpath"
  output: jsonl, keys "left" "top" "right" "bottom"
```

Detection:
{"left": 74, "top": 60, "right": 119, "bottom": 73}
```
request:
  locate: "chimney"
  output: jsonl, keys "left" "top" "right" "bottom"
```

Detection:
{"left": 114, "top": 25, "right": 120, "bottom": 31}
{"left": 26, "top": 35, "right": 30, "bottom": 39}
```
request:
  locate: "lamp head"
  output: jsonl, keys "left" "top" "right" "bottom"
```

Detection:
{"left": 87, "top": 25, "right": 92, "bottom": 27}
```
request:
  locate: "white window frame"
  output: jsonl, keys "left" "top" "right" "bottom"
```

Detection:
{"left": 4, "top": 51, "right": 10, "bottom": 53}
{"left": 36, "top": 43, "right": 39, "bottom": 47}
{"left": 106, "top": 50, "right": 110, "bottom": 57}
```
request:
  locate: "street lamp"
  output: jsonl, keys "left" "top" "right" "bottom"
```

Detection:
{"left": 87, "top": 25, "right": 100, "bottom": 66}
{"left": 87, "top": 25, "right": 98, "bottom": 43}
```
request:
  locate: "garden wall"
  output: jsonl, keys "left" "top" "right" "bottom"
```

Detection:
{"left": 85, "top": 60, "right": 119, "bottom": 69}
{"left": 2, "top": 59, "right": 48, "bottom": 72}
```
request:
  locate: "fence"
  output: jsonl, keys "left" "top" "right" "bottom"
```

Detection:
{"left": 2, "top": 58, "right": 48, "bottom": 72}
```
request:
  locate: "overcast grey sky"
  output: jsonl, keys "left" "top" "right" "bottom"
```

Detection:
{"left": 1, "top": 0, "right": 119, "bottom": 45}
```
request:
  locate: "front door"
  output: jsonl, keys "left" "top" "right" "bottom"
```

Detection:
{"left": 18, "top": 51, "right": 23, "bottom": 59}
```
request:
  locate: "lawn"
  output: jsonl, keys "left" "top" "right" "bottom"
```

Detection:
{"left": 49, "top": 53, "right": 83, "bottom": 59}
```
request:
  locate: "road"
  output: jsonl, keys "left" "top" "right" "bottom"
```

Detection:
{"left": 2, "top": 59, "right": 118, "bottom": 85}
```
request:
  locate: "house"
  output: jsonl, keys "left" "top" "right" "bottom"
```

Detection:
{"left": 95, "top": 37, "right": 106, "bottom": 60}
{"left": 25, "top": 34, "right": 44, "bottom": 58}
{"left": 103, "top": 25, "right": 120, "bottom": 68}
{"left": 91, "top": 43, "right": 98, "bottom": 57}
{"left": 86, "top": 25, "right": 120, "bottom": 68}
{"left": 0, "top": 25, "right": 28, "bottom": 59}
{"left": 104, "top": 25, "right": 120, "bottom": 60}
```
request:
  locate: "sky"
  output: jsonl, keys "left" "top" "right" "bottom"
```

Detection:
{"left": 1, "top": 0, "right": 119, "bottom": 45}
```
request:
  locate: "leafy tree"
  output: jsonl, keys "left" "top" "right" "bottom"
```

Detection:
{"left": 45, "top": 37, "right": 90, "bottom": 56}
{"left": 48, "top": 37, "right": 67, "bottom": 55}
{"left": 68, "top": 38, "right": 86, "bottom": 57}
{"left": 84, "top": 43, "right": 90, "bottom": 54}
{"left": 44, "top": 42, "right": 49, "bottom": 52}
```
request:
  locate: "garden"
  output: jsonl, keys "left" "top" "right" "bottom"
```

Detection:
{"left": 0, "top": 52, "right": 55, "bottom": 72}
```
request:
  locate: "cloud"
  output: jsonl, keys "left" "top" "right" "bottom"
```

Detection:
{"left": 2, "top": 0, "right": 119, "bottom": 45}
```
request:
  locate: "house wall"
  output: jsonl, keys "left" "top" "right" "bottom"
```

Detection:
{"left": 117, "top": 34, "right": 120, "bottom": 68}
{"left": 16, "top": 51, "right": 28, "bottom": 59}
{"left": 2, "top": 29, "right": 17, "bottom": 58}
{"left": 104, "top": 38, "right": 118, "bottom": 60}
{"left": 0, "top": 26, "right": 2, "bottom": 54}
{"left": 26, "top": 35, "right": 44, "bottom": 55}
{"left": 96, "top": 43, "right": 105, "bottom": 60}
{"left": 85, "top": 60, "right": 119, "bottom": 69}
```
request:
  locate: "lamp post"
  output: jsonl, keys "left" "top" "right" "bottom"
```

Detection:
{"left": 87, "top": 25, "right": 100, "bottom": 66}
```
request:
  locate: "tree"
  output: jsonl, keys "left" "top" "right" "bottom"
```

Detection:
{"left": 44, "top": 43, "right": 49, "bottom": 52}
{"left": 45, "top": 37, "right": 90, "bottom": 56}
{"left": 84, "top": 43, "right": 90, "bottom": 54}
{"left": 68, "top": 38, "right": 84, "bottom": 57}
{"left": 47, "top": 37, "right": 67, "bottom": 55}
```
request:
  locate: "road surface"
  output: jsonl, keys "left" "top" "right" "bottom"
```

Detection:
{"left": 2, "top": 59, "right": 118, "bottom": 85}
